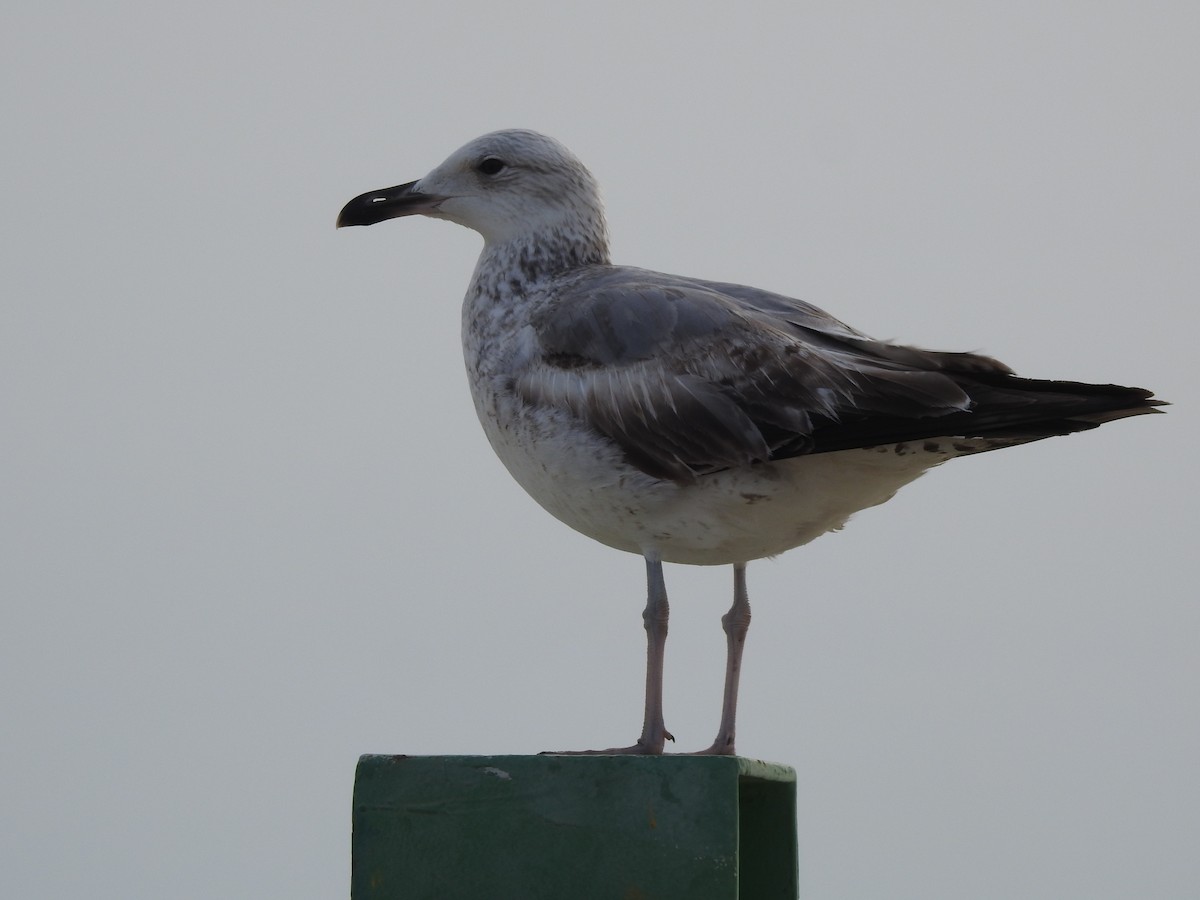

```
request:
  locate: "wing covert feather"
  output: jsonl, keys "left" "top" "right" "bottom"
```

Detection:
{"left": 517, "top": 271, "right": 975, "bottom": 480}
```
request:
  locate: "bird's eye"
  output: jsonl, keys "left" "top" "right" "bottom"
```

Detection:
{"left": 477, "top": 157, "right": 506, "bottom": 176}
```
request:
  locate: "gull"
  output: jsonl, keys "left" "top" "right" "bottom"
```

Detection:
{"left": 337, "top": 129, "right": 1162, "bottom": 756}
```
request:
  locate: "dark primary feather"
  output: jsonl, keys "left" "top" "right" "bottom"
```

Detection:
{"left": 517, "top": 266, "right": 1163, "bottom": 482}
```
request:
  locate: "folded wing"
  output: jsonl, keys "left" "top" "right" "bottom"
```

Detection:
{"left": 515, "top": 267, "right": 1161, "bottom": 482}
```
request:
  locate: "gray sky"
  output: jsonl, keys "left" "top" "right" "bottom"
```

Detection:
{"left": 3, "top": 3, "right": 1197, "bottom": 898}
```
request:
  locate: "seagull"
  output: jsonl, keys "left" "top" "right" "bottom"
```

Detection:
{"left": 337, "top": 129, "right": 1162, "bottom": 756}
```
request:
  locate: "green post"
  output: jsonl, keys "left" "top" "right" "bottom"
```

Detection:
{"left": 352, "top": 754, "right": 798, "bottom": 899}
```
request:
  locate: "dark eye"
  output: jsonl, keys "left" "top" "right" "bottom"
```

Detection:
{"left": 477, "top": 157, "right": 506, "bottom": 175}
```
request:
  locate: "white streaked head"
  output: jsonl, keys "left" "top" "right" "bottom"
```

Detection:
{"left": 339, "top": 129, "right": 610, "bottom": 256}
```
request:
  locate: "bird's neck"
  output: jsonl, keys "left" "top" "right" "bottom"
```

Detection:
{"left": 473, "top": 224, "right": 611, "bottom": 296}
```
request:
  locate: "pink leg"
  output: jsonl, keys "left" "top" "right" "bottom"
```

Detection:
{"left": 695, "top": 563, "right": 751, "bottom": 756}
{"left": 547, "top": 557, "right": 673, "bottom": 755}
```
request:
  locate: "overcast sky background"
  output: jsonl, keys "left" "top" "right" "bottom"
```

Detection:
{"left": 3, "top": 3, "right": 1197, "bottom": 898}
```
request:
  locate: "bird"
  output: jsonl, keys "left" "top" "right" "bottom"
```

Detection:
{"left": 336, "top": 129, "right": 1162, "bottom": 756}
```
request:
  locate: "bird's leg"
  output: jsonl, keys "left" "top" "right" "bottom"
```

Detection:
{"left": 544, "top": 556, "right": 673, "bottom": 755}
{"left": 695, "top": 563, "right": 751, "bottom": 756}
{"left": 634, "top": 556, "right": 674, "bottom": 753}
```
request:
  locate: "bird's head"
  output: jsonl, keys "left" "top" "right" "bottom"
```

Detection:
{"left": 337, "top": 129, "right": 609, "bottom": 255}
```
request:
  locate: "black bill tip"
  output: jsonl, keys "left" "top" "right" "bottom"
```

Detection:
{"left": 336, "top": 180, "right": 440, "bottom": 228}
